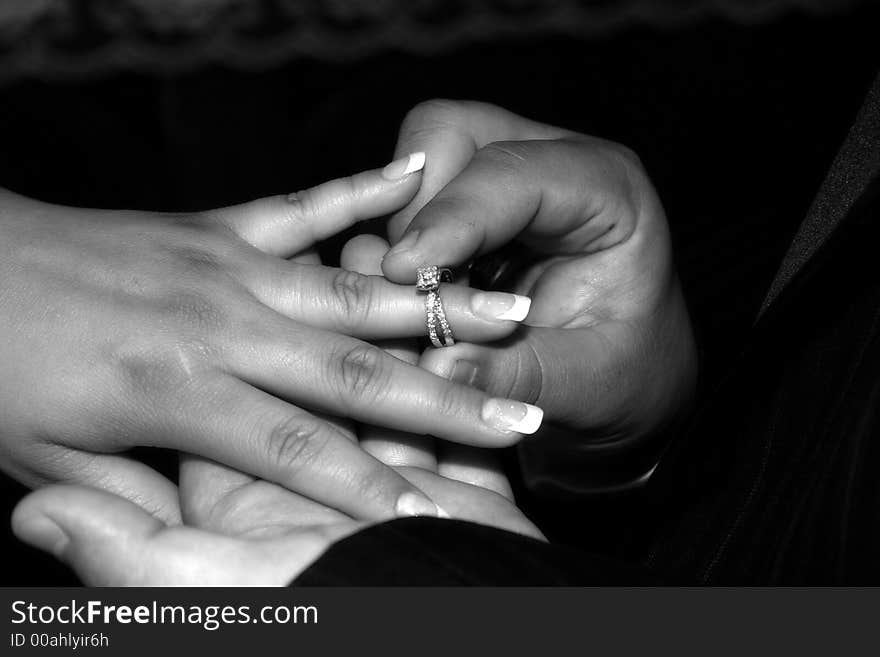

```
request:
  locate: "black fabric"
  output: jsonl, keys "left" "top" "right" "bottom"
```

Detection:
{"left": 294, "top": 71, "right": 880, "bottom": 586}
{"left": 296, "top": 518, "right": 656, "bottom": 586}
{"left": 761, "top": 72, "right": 880, "bottom": 313}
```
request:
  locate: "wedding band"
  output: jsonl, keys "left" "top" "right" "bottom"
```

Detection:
{"left": 416, "top": 265, "right": 455, "bottom": 348}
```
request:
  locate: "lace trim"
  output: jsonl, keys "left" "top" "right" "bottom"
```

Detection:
{"left": 0, "top": 0, "right": 861, "bottom": 84}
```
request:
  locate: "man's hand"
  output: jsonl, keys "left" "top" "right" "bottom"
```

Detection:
{"left": 381, "top": 101, "right": 697, "bottom": 488}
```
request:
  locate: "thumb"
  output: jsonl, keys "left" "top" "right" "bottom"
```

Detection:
{"left": 418, "top": 325, "right": 657, "bottom": 435}
{"left": 12, "top": 486, "right": 350, "bottom": 585}
{"left": 12, "top": 485, "right": 166, "bottom": 585}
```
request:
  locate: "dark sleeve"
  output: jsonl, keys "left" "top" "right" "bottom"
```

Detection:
{"left": 292, "top": 518, "right": 659, "bottom": 586}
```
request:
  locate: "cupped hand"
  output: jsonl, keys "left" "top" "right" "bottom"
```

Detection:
{"left": 0, "top": 154, "right": 538, "bottom": 524}
{"left": 11, "top": 463, "right": 542, "bottom": 585}
{"left": 381, "top": 101, "right": 697, "bottom": 486}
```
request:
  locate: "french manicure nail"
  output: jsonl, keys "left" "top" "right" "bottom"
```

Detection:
{"left": 472, "top": 292, "right": 532, "bottom": 322}
{"left": 395, "top": 491, "right": 440, "bottom": 518}
{"left": 382, "top": 152, "right": 426, "bottom": 181}
{"left": 15, "top": 515, "right": 69, "bottom": 557}
{"left": 481, "top": 398, "right": 544, "bottom": 434}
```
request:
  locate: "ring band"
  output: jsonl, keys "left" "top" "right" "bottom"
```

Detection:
{"left": 416, "top": 266, "right": 455, "bottom": 348}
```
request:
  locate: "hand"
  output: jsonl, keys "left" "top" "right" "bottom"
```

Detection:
{"left": 339, "top": 233, "right": 515, "bottom": 499}
{"left": 381, "top": 101, "right": 697, "bottom": 487}
{"left": 177, "top": 230, "right": 518, "bottom": 525}
{"left": 0, "top": 154, "right": 537, "bottom": 524}
{"left": 12, "top": 466, "right": 542, "bottom": 585}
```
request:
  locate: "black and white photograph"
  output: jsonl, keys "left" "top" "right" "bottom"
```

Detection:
{"left": 0, "top": 1, "right": 879, "bottom": 645}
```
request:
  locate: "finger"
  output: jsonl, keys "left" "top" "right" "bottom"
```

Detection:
{"left": 33, "top": 447, "right": 181, "bottom": 524}
{"left": 340, "top": 234, "right": 437, "bottom": 471}
{"left": 431, "top": 348, "right": 512, "bottom": 498}
{"left": 339, "top": 234, "right": 395, "bottom": 277}
{"left": 210, "top": 152, "right": 426, "bottom": 257}
{"left": 419, "top": 322, "right": 676, "bottom": 440}
{"left": 232, "top": 320, "right": 545, "bottom": 448}
{"left": 397, "top": 467, "right": 543, "bottom": 540}
{"left": 179, "top": 455, "right": 348, "bottom": 536}
{"left": 162, "top": 375, "right": 443, "bottom": 521}
{"left": 437, "top": 444, "right": 513, "bottom": 500}
{"left": 389, "top": 100, "right": 572, "bottom": 241}
{"left": 178, "top": 453, "right": 255, "bottom": 526}
{"left": 382, "top": 138, "right": 644, "bottom": 283}
{"left": 13, "top": 485, "right": 168, "bottom": 585}
{"left": 12, "top": 486, "right": 355, "bottom": 585}
{"left": 289, "top": 246, "right": 321, "bottom": 265}
{"left": 242, "top": 257, "right": 532, "bottom": 342}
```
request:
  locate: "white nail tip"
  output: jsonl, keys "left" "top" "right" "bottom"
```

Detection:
{"left": 495, "top": 294, "right": 531, "bottom": 321}
{"left": 403, "top": 151, "right": 426, "bottom": 175}
{"left": 437, "top": 506, "right": 451, "bottom": 519}
{"left": 483, "top": 399, "right": 544, "bottom": 435}
{"left": 516, "top": 404, "right": 544, "bottom": 434}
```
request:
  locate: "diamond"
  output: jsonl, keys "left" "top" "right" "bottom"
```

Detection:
{"left": 416, "top": 266, "right": 440, "bottom": 291}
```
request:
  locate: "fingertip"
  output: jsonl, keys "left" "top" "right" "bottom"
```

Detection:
{"left": 381, "top": 151, "right": 426, "bottom": 181}
{"left": 340, "top": 234, "right": 390, "bottom": 275}
{"left": 471, "top": 292, "right": 532, "bottom": 323}
{"left": 481, "top": 399, "right": 544, "bottom": 436}
{"left": 11, "top": 488, "right": 68, "bottom": 557}
{"left": 380, "top": 230, "right": 421, "bottom": 279}
{"left": 395, "top": 491, "right": 443, "bottom": 518}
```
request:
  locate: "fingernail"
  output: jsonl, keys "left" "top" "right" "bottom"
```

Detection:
{"left": 15, "top": 515, "right": 69, "bottom": 557}
{"left": 382, "top": 152, "right": 426, "bottom": 181}
{"left": 450, "top": 359, "right": 480, "bottom": 386}
{"left": 472, "top": 292, "right": 532, "bottom": 322}
{"left": 395, "top": 491, "right": 441, "bottom": 518}
{"left": 384, "top": 229, "right": 420, "bottom": 259}
{"left": 482, "top": 398, "right": 544, "bottom": 434}
{"left": 437, "top": 506, "right": 451, "bottom": 519}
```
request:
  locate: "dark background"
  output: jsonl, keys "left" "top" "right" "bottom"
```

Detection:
{"left": 1, "top": 2, "right": 879, "bottom": 584}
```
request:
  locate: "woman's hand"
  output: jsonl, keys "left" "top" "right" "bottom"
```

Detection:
{"left": 11, "top": 468, "right": 542, "bottom": 585}
{"left": 0, "top": 155, "right": 539, "bottom": 524}
{"left": 381, "top": 101, "right": 697, "bottom": 489}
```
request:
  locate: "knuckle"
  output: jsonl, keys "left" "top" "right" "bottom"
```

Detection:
{"left": 511, "top": 342, "right": 544, "bottom": 405}
{"left": 158, "top": 290, "right": 229, "bottom": 334}
{"left": 264, "top": 415, "right": 329, "bottom": 473}
{"left": 329, "top": 343, "right": 390, "bottom": 404}
{"left": 352, "top": 461, "right": 396, "bottom": 507}
{"left": 334, "top": 173, "right": 359, "bottom": 203}
{"left": 399, "top": 98, "right": 465, "bottom": 140}
{"left": 597, "top": 140, "right": 648, "bottom": 188}
{"left": 167, "top": 240, "right": 242, "bottom": 287}
{"left": 330, "top": 269, "right": 374, "bottom": 332}
{"left": 479, "top": 140, "right": 530, "bottom": 170}
{"left": 611, "top": 142, "right": 645, "bottom": 172}
{"left": 114, "top": 340, "right": 210, "bottom": 403}
{"left": 434, "top": 380, "right": 467, "bottom": 420}
{"left": 284, "top": 187, "right": 321, "bottom": 229}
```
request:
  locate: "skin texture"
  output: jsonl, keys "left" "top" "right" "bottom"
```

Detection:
{"left": 0, "top": 160, "right": 536, "bottom": 526}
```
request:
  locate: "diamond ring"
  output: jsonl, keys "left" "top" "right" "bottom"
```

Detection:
{"left": 416, "top": 266, "right": 455, "bottom": 348}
